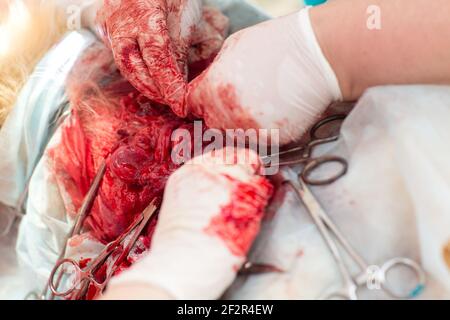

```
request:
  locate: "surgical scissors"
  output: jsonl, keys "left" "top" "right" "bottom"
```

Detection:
{"left": 36, "top": 159, "right": 107, "bottom": 299}
{"left": 49, "top": 199, "right": 158, "bottom": 298}
{"left": 273, "top": 114, "right": 426, "bottom": 299}
{"left": 238, "top": 261, "right": 284, "bottom": 275}
{"left": 287, "top": 178, "right": 426, "bottom": 300}
{"left": 261, "top": 114, "right": 348, "bottom": 185}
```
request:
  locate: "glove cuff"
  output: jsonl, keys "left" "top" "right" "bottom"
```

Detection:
{"left": 298, "top": 7, "right": 343, "bottom": 102}
{"left": 107, "top": 237, "right": 243, "bottom": 300}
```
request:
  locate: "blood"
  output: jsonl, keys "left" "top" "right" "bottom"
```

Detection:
{"left": 53, "top": 94, "right": 187, "bottom": 243}
{"left": 98, "top": 1, "right": 230, "bottom": 118}
{"left": 50, "top": 44, "right": 201, "bottom": 246}
{"left": 205, "top": 175, "right": 273, "bottom": 257}
{"left": 47, "top": 43, "right": 209, "bottom": 299}
{"left": 78, "top": 258, "right": 92, "bottom": 269}
{"left": 188, "top": 79, "right": 261, "bottom": 132}
{"left": 188, "top": 54, "right": 217, "bottom": 82}
{"left": 48, "top": 6, "right": 266, "bottom": 296}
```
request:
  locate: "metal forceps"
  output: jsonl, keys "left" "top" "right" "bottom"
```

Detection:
{"left": 262, "top": 115, "right": 348, "bottom": 186}
{"left": 273, "top": 114, "right": 426, "bottom": 299}
{"left": 49, "top": 199, "right": 158, "bottom": 298}
{"left": 33, "top": 159, "right": 108, "bottom": 300}
{"left": 288, "top": 178, "right": 426, "bottom": 300}
{"left": 236, "top": 115, "right": 349, "bottom": 277}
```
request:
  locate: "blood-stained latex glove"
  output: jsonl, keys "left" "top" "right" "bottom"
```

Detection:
{"left": 187, "top": 7, "right": 343, "bottom": 145}
{"left": 105, "top": 147, "right": 273, "bottom": 299}
{"left": 97, "top": 0, "right": 203, "bottom": 117}
{"left": 188, "top": 6, "right": 230, "bottom": 80}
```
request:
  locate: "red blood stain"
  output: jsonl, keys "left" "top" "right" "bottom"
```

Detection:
{"left": 50, "top": 26, "right": 271, "bottom": 297}
{"left": 98, "top": 0, "right": 189, "bottom": 116}
{"left": 50, "top": 44, "right": 198, "bottom": 245}
{"left": 205, "top": 175, "right": 273, "bottom": 257}
{"left": 53, "top": 91, "right": 189, "bottom": 244}
{"left": 188, "top": 54, "right": 217, "bottom": 82}
{"left": 49, "top": 43, "right": 212, "bottom": 300}
{"left": 188, "top": 80, "right": 260, "bottom": 132}
{"left": 78, "top": 258, "right": 92, "bottom": 269}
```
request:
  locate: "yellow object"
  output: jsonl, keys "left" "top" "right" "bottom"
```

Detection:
{"left": 0, "top": 0, "right": 66, "bottom": 126}
{"left": 444, "top": 241, "right": 450, "bottom": 270}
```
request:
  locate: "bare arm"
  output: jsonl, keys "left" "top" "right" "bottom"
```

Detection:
{"left": 311, "top": 0, "right": 450, "bottom": 101}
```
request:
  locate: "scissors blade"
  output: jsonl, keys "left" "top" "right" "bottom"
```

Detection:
{"left": 238, "top": 261, "right": 283, "bottom": 275}
{"left": 295, "top": 178, "right": 368, "bottom": 271}
{"left": 85, "top": 199, "right": 157, "bottom": 273}
{"left": 313, "top": 205, "right": 368, "bottom": 271}
{"left": 296, "top": 180, "right": 329, "bottom": 220}
{"left": 292, "top": 179, "right": 356, "bottom": 286}
{"left": 72, "top": 160, "right": 107, "bottom": 235}
{"left": 116, "top": 199, "right": 158, "bottom": 262}
{"left": 64, "top": 200, "right": 159, "bottom": 300}
{"left": 100, "top": 199, "right": 159, "bottom": 288}
{"left": 43, "top": 160, "right": 107, "bottom": 300}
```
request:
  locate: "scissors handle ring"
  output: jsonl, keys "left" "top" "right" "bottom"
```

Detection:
{"left": 310, "top": 114, "right": 347, "bottom": 141}
{"left": 49, "top": 258, "right": 84, "bottom": 297}
{"left": 380, "top": 257, "right": 426, "bottom": 299}
{"left": 301, "top": 156, "right": 348, "bottom": 186}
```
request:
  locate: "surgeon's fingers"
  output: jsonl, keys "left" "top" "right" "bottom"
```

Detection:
{"left": 137, "top": 9, "right": 188, "bottom": 117}
{"left": 189, "top": 20, "right": 224, "bottom": 64}
{"left": 201, "top": 6, "right": 230, "bottom": 38}
{"left": 186, "top": 35, "right": 262, "bottom": 132}
{"left": 111, "top": 37, "right": 160, "bottom": 101}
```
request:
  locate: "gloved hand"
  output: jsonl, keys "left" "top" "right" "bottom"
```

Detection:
{"left": 97, "top": 0, "right": 203, "bottom": 117}
{"left": 187, "top": 7, "right": 343, "bottom": 145}
{"left": 188, "top": 6, "right": 230, "bottom": 80}
{"left": 104, "top": 147, "right": 273, "bottom": 299}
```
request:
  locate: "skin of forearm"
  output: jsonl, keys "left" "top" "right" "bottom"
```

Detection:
{"left": 311, "top": 0, "right": 450, "bottom": 101}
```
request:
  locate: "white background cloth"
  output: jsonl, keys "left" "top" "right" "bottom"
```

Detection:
{"left": 226, "top": 86, "right": 450, "bottom": 299}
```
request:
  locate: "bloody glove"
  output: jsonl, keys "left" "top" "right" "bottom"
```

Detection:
{"left": 97, "top": 0, "right": 203, "bottom": 117}
{"left": 105, "top": 147, "right": 273, "bottom": 299}
{"left": 187, "top": 7, "right": 343, "bottom": 145}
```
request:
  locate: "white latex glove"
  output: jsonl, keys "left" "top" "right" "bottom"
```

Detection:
{"left": 105, "top": 147, "right": 273, "bottom": 299}
{"left": 97, "top": 0, "right": 203, "bottom": 117}
{"left": 187, "top": 7, "right": 342, "bottom": 145}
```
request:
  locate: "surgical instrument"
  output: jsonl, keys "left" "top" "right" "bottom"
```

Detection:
{"left": 261, "top": 114, "right": 348, "bottom": 185}
{"left": 287, "top": 177, "right": 426, "bottom": 299}
{"left": 274, "top": 114, "right": 426, "bottom": 299}
{"left": 38, "top": 159, "right": 107, "bottom": 299}
{"left": 239, "top": 261, "right": 284, "bottom": 275}
{"left": 49, "top": 199, "right": 158, "bottom": 299}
